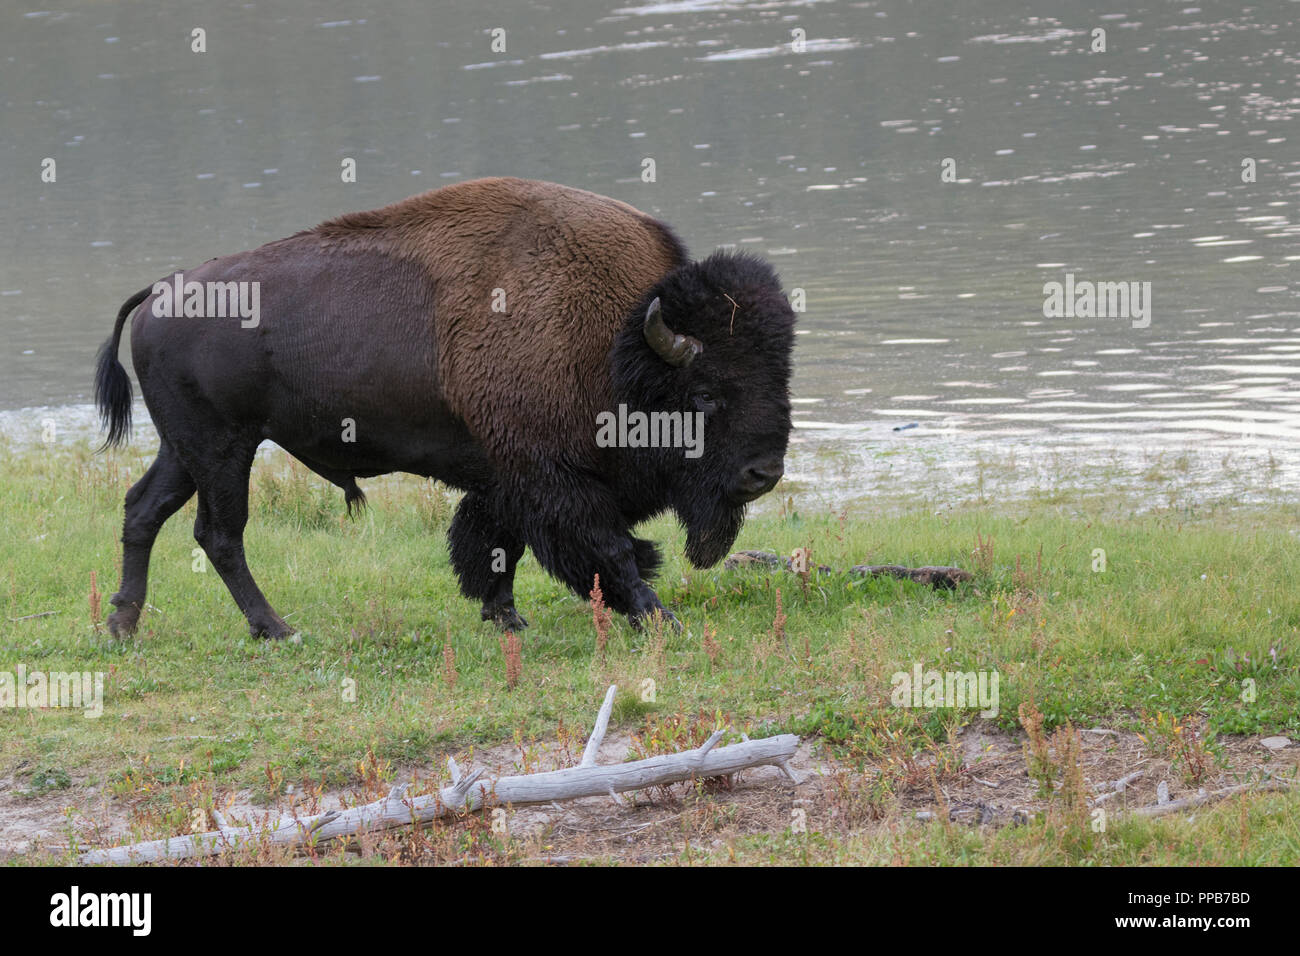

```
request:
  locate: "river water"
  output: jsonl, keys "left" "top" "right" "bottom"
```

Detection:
{"left": 2, "top": 1, "right": 1298, "bottom": 505}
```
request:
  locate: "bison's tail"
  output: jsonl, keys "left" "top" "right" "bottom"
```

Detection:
{"left": 95, "top": 285, "right": 152, "bottom": 450}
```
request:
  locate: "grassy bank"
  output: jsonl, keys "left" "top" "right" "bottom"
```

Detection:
{"left": 1, "top": 440, "right": 1297, "bottom": 865}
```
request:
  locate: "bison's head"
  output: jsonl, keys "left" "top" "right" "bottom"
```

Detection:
{"left": 610, "top": 251, "right": 795, "bottom": 567}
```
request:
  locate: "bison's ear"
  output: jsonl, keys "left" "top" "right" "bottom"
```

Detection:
{"left": 644, "top": 297, "right": 703, "bottom": 368}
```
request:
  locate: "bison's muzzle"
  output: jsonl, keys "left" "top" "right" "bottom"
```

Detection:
{"left": 734, "top": 459, "right": 785, "bottom": 503}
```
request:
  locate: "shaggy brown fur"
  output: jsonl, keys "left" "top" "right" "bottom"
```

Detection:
{"left": 313, "top": 178, "right": 687, "bottom": 469}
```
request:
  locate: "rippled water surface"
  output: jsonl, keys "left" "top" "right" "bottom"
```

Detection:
{"left": 2, "top": 0, "right": 1298, "bottom": 498}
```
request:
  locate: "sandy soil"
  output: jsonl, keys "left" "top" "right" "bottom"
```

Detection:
{"left": 2, "top": 723, "right": 1295, "bottom": 863}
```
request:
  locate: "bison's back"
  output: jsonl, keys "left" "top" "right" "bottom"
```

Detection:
{"left": 314, "top": 178, "right": 686, "bottom": 469}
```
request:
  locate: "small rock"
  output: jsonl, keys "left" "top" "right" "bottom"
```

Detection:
{"left": 1260, "top": 735, "right": 1293, "bottom": 751}
{"left": 1156, "top": 781, "right": 1170, "bottom": 805}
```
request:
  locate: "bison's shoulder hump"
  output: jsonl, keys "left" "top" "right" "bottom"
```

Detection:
{"left": 312, "top": 178, "right": 685, "bottom": 268}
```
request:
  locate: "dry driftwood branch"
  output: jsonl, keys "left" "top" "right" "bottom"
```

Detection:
{"left": 911, "top": 777, "right": 1294, "bottom": 828}
{"left": 581, "top": 684, "right": 618, "bottom": 767}
{"left": 915, "top": 804, "right": 1029, "bottom": 826}
{"left": 724, "top": 550, "right": 833, "bottom": 574}
{"left": 849, "top": 565, "right": 973, "bottom": 589}
{"left": 723, "top": 550, "right": 971, "bottom": 590}
{"left": 8, "top": 610, "right": 57, "bottom": 622}
{"left": 80, "top": 685, "right": 800, "bottom": 865}
{"left": 1125, "top": 779, "right": 1293, "bottom": 819}
{"left": 1090, "top": 770, "right": 1144, "bottom": 806}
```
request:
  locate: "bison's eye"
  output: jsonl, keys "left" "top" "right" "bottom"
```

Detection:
{"left": 692, "top": 391, "right": 720, "bottom": 415}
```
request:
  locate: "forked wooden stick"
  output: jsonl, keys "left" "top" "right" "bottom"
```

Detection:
{"left": 80, "top": 684, "right": 800, "bottom": 864}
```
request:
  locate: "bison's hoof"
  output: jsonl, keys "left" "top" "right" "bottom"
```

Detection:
{"left": 250, "top": 617, "right": 295, "bottom": 640}
{"left": 630, "top": 605, "right": 681, "bottom": 633}
{"left": 106, "top": 606, "right": 140, "bottom": 636}
{"left": 483, "top": 604, "right": 529, "bottom": 631}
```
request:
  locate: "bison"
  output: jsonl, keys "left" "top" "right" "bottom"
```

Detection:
{"left": 95, "top": 177, "right": 795, "bottom": 637}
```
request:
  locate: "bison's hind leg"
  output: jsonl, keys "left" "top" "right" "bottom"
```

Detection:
{"left": 448, "top": 493, "right": 528, "bottom": 631}
{"left": 107, "top": 442, "right": 197, "bottom": 636}
{"left": 178, "top": 433, "right": 294, "bottom": 639}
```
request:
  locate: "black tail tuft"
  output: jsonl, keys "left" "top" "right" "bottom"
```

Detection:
{"left": 94, "top": 337, "right": 132, "bottom": 449}
{"left": 95, "top": 286, "right": 151, "bottom": 451}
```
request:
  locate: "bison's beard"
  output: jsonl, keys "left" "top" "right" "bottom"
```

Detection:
{"left": 680, "top": 498, "right": 747, "bottom": 569}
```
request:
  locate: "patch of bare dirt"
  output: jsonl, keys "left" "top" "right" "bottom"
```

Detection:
{"left": 0, "top": 775, "right": 114, "bottom": 857}
{"left": 4, "top": 724, "right": 1297, "bottom": 863}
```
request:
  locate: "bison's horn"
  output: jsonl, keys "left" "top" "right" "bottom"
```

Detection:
{"left": 643, "top": 297, "right": 702, "bottom": 368}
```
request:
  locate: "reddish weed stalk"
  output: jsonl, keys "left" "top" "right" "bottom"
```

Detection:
{"left": 772, "top": 587, "right": 787, "bottom": 648}
{"left": 442, "top": 637, "right": 458, "bottom": 690}
{"left": 89, "top": 570, "right": 102, "bottom": 626}
{"left": 591, "top": 574, "right": 612, "bottom": 659}
{"left": 498, "top": 631, "right": 522, "bottom": 690}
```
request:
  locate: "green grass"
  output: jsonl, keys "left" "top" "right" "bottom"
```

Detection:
{"left": 681, "top": 791, "right": 1300, "bottom": 866}
{"left": 1, "top": 439, "right": 1297, "bottom": 864}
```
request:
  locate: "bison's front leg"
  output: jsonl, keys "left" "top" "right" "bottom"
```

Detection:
{"left": 448, "top": 493, "right": 528, "bottom": 631}
{"left": 522, "top": 494, "right": 676, "bottom": 630}
{"left": 551, "top": 538, "right": 672, "bottom": 629}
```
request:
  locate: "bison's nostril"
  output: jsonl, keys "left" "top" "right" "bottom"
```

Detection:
{"left": 737, "top": 461, "right": 784, "bottom": 499}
